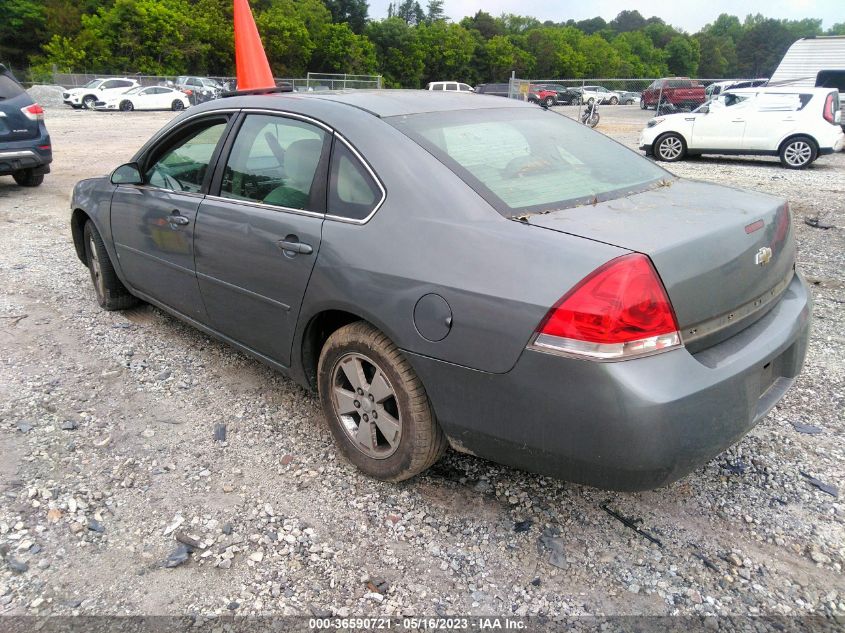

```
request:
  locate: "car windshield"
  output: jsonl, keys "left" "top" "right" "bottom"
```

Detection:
{"left": 123, "top": 87, "right": 143, "bottom": 95}
{"left": 388, "top": 107, "right": 668, "bottom": 217}
{"left": 84, "top": 80, "right": 102, "bottom": 89}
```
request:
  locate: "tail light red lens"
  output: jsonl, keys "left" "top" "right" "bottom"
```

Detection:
{"left": 531, "top": 254, "right": 681, "bottom": 360}
{"left": 823, "top": 93, "right": 836, "bottom": 124}
{"left": 21, "top": 103, "right": 45, "bottom": 121}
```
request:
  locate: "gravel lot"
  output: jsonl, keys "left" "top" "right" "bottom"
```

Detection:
{"left": 0, "top": 100, "right": 843, "bottom": 620}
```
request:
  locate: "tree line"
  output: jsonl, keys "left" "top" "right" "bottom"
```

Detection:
{"left": 2, "top": 0, "right": 843, "bottom": 85}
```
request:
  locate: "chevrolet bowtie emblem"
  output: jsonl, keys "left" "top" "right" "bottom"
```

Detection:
{"left": 755, "top": 247, "right": 773, "bottom": 266}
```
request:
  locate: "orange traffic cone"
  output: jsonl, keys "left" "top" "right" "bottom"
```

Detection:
{"left": 234, "top": 0, "right": 275, "bottom": 91}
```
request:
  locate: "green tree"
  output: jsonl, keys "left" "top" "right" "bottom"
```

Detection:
{"left": 609, "top": 10, "right": 646, "bottom": 33}
{"left": 388, "top": 0, "right": 424, "bottom": 26}
{"left": 418, "top": 21, "right": 477, "bottom": 83}
{"left": 322, "top": 0, "right": 369, "bottom": 34}
{"left": 665, "top": 35, "right": 700, "bottom": 76}
{"left": 736, "top": 17, "right": 794, "bottom": 77}
{"left": 311, "top": 22, "right": 377, "bottom": 74}
{"left": 482, "top": 35, "right": 533, "bottom": 81}
{"left": 366, "top": 16, "right": 425, "bottom": 86}
{"left": 695, "top": 32, "right": 736, "bottom": 78}
{"left": 459, "top": 11, "right": 503, "bottom": 39}
{"left": 0, "top": 0, "right": 47, "bottom": 70}
{"left": 424, "top": 0, "right": 446, "bottom": 24}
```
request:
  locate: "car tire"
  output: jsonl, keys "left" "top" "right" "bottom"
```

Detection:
{"left": 609, "top": 96, "right": 619, "bottom": 105}
{"left": 317, "top": 321, "right": 447, "bottom": 482}
{"left": 83, "top": 220, "right": 138, "bottom": 311}
{"left": 654, "top": 133, "right": 687, "bottom": 162}
{"left": 119, "top": 100, "right": 133, "bottom": 112}
{"left": 171, "top": 100, "right": 185, "bottom": 111}
{"left": 82, "top": 95, "right": 97, "bottom": 110}
{"left": 12, "top": 170, "right": 44, "bottom": 187}
{"left": 779, "top": 136, "right": 817, "bottom": 169}
{"left": 640, "top": 98, "right": 647, "bottom": 109}
{"left": 543, "top": 96, "right": 555, "bottom": 107}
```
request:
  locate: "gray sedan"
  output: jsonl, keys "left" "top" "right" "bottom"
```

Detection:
{"left": 70, "top": 91, "right": 810, "bottom": 490}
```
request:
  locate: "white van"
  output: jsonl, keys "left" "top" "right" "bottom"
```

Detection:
{"left": 426, "top": 81, "right": 474, "bottom": 92}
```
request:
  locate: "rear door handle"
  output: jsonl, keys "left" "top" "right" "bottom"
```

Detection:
{"left": 277, "top": 239, "right": 313, "bottom": 255}
{"left": 168, "top": 211, "right": 190, "bottom": 226}
{"left": 731, "top": 119, "right": 745, "bottom": 123}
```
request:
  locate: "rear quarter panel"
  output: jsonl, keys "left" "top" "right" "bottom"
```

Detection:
{"left": 296, "top": 108, "right": 629, "bottom": 374}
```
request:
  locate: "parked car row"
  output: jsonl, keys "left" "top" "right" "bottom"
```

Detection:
{"left": 61, "top": 76, "right": 229, "bottom": 111}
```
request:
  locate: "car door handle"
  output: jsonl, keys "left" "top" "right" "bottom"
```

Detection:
{"left": 277, "top": 239, "right": 313, "bottom": 255}
{"left": 731, "top": 119, "right": 745, "bottom": 123}
{"left": 168, "top": 212, "right": 190, "bottom": 227}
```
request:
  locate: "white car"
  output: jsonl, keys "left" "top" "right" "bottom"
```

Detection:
{"left": 95, "top": 86, "right": 191, "bottom": 112}
{"left": 62, "top": 78, "right": 139, "bottom": 110}
{"left": 427, "top": 81, "right": 474, "bottom": 92}
{"left": 580, "top": 85, "right": 622, "bottom": 105}
{"left": 639, "top": 87, "right": 844, "bottom": 169}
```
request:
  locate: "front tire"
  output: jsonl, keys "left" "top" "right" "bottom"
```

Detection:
{"left": 83, "top": 221, "right": 138, "bottom": 311}
{"left": 779, "top": 136, "right": 817, "bottom": 169}
{"left": 640, "top": 98, "right": 647, "bottom": 109}
{"left": 654, "top": 132, "right": 687, "bottom": 162}
{"left": 119, "top": 100, "right": 133, "bottom": 112}
{"left": 609, "top": 96, "right": 619, "bottom": 105}
{"left": 317, "top": 321, "right": 447, "bottom": 482}
{"left": 12, "top": 170, "right": 43, "bottom": 187}
{"left": 543, "top": 96, "right": 555, "bottom": 107}
{"left": 82, "top": 95, "right": 97, "bottom": 110}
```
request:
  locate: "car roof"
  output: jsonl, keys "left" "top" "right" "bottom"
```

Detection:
{"left": 727, "top": 86, "right": 834, "bottom": 96}
{"left": 212, "top": 89, "right": 531, "bottom": 118}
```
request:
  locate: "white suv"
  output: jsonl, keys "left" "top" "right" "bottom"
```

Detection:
{"left": 580, "top": 85, "right": 622, "bottom": 105}
{"left": 427, "top": 81, "right": 474, "bottom": 92}
{"left": 639, "top": 87, "right": 844, "bottom": 169}
{"left": 63, "top": 78, "right": 139, "bottom": 110}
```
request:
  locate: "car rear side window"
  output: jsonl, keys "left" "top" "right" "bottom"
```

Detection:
{"left": 388, "top": 107, "right": 667, "bottom": 216}
{"left": 0, "top": 73, "right": 25, "bottom": 99}
{"left": 145, "top": 120, "right": 228, "bottom": 193}
{"left": 221, "top": 114, "right": 327, "bottom": 211}
{"left": 327, "top": 140, "right": 383, "bottom": 221}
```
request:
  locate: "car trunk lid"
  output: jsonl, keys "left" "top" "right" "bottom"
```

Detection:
{"left": 524, "top": 179, "right": 794, "bottom": 349}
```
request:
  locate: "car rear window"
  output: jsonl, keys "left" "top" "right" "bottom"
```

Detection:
{"left": 0, "top": 73, "right": 25, "bottom": 99}
{"left": 387, "top": 108, "right": 668, "bottom": 216}
{"left": 816, "top": 70, "right": 845, "bottom": 93}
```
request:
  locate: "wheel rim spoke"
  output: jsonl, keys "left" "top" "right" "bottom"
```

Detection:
{"left": 354, "top": 418, "right": 375, "bottom": 452}
{"left": 369, "top": 370, "right": 393, "bottom": 404}
{"left": 340, "top": 356, "right": 366, "bottom": 392}
{"left": 333, "top": 386, "right": 358, "bottom": 415}
{"left": 374, "top": 408, "right": 400, "bottom": 446}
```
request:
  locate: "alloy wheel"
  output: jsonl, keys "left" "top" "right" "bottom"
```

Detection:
{"left": 658, "top": 136, "right": 684, "bottom": 160}
{"left": 88, "top": 235, "right": 105, "bottom": 300}
{"left": 783, "top": 141, "right": 812, "bottom": 167}
{"left": 331, "top": 352, "right": 402, "bottom": 459}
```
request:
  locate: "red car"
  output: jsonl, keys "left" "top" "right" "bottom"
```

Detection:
{"left": 640, "top": 77, "right": 706, "bottom": 110}
{"left": 528, "top": 85, "right": 560, "bottom": 106}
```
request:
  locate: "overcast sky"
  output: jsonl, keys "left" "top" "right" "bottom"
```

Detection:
{"left": 367, "top": 0, "right": 842, "bottom": 33}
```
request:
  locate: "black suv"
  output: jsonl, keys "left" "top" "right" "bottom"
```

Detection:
{"left": 0, "top": 65, "right": 51, "bottom": 187}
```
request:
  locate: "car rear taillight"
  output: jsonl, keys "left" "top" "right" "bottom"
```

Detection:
{"left": 823, "top": 93, "right": 837, "bottom": 124}
{"left": 531, "top": 254, "right": 681, "bottom": 360}
{"left": 21, "top": 103, "right": 45, "bottom": 121}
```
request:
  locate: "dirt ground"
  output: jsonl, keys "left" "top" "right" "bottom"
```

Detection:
{"left": 0, "top": 102, "right": 843, "bottom": 620}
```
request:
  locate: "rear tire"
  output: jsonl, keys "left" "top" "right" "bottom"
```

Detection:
{"left": 654, "top": 132, "right": 687, "bottom": 162}
{"left": 172, "top": 100, "right": 185, "bottom": 111}
{"left": 83, "top": 220, "right": 138, "bottom": 311}
{"left": 609, "top": 96, "right": 619, "bottom": 105}
{"left": 12, "top": 170, "right": 44, "bottom": 187}
{"left": 317, "top": 321, "right": 447, "bottom": 482}
{"left": 640, "top": 98, "right": 647, "bottom": 109}
{"left": 779, "top": 136, "right": 817, "bottom": 169}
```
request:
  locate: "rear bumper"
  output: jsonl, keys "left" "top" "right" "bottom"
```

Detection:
{"left": 0, "top": 136, "right": 52, "bottom": 176}
{"left": 407, "top": 273, "right": 811, "bottom": 491}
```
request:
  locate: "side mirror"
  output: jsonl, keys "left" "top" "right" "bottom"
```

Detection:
{"left": 111, "top": 162, "right": 143, "bottom": 185}
{"left": 836, "top": 110, "right": 842, "bottom": 125}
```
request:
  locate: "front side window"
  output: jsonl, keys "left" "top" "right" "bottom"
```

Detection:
{"left": 328, "top": 140, "right": 382, "bottom": 220}
{"left": 221, "top": 114, "right": 327, "bottom": 211}
{"left": 446, "top": 83, "right": 457, "bottom": 91}
{"left": 431, "top": 84, "right": 444, "bottom": 91}
{"left": 388, "top": 108, "right": 668, "bottom": 216}
{"left": 145, "top": 120, "right": 228, "bottom": 193}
